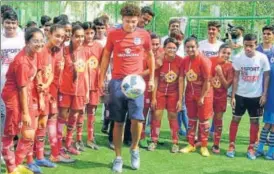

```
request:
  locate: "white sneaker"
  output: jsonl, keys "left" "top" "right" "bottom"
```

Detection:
{"left": 112, "top": 157, "right": 123, "bottom": 173}
{"left": 130, "top": 149, "right": 140, "bottom": 170}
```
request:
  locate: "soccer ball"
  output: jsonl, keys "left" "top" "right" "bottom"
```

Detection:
{"left": 121, "top": 74, "right": 146, "bottom": 99}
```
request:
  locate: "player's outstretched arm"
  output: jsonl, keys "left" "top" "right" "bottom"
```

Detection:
{"left": 260, "top": 71, "right": 270, "bottom": 106}
{"left": 177, "top": 76, "right": 185, "bottom": 112}
{"left": 231, "top": 70, "right": 239, "bottom": 109}
{"left": 146, "top": 50, "right": 155, "bottom": 92}
{"left": 151, "top": 75, "right": 158, "bottom": 110}
{"left": 99, "top": 49, "right": 111, "bottom": 90}
{"left": 19, "top": 86, "right": 31, "bottom": 127}
{"left": 198, "top": 78, "right": 211, "bottom": 106}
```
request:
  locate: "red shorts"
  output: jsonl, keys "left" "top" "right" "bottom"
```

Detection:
{"left": 156, "top": 91, "right": 178, "bottom": 113}
{"left": 59, "top": 93, "right": 85, "bottom": 110}
{"left": 88, "top": 90, "right": 100, "bottom": 106}
{"left": 185, "top": 94, "right": 213, "bottom": 121}
{"left": 2, "top": 93, "right": 37, "bottom": 135}
{"left": 213, "top": 97, "right": 227, "bottom": 113}
{"left": 144, "top": 90, "right": 152, "bottom": 108}
{"left": 49, "top": 84, "right": 59, "bottom": 114}
{"left": 34, "top": 94, "right": 50, "bottom": 116}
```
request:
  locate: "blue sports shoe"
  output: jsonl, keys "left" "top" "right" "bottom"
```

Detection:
{"left": 255, "top": 150, "right": 265, "bottom": 157}
{"left": 27, "top": 162, "right": 42, "bottom": 174}
{"left": 265, "top": 151, "right": 274, "bottom": 160}
{"left": 226, "top": 146, "right": 235, "bottom": 158}
{"left": 265, "top": 154, "right": 274, "bottom": 160}
{"left": 247, "top": 149, "right": 256, "bottom": 160}
{"left": 179, "top": 130, "right": 186, "bottom": 136}
{"left": 35, "top": 158, "right": 57, "bottom": 168}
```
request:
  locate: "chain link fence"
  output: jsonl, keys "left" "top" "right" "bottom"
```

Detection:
{"left": 2, "top": 1, "right": 274, "bottom": 41}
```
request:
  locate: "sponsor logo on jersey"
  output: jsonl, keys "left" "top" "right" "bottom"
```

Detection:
{"left": 117, "top": 48, "right": 139, "bottom": 57}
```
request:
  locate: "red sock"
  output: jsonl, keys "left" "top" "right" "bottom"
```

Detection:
{"left": 249, "top": 123, "right": 259, "bottom": 148}
{"left": 213, "top": 118, "right": 223, "bottom": 146}
{"left": 47, "top": 118, "right": 58, "bottom": 157}
{"left": 87, "top": 105, "right": 96, "bottom": 142}
{"left": 77, "top": 113, "right": 84, "bottom": 142}
{"left": 87, "top": 114, "right": 95, "bottom": 142}
{"left": 66, "top": 112, "right": 78, "bottom": 148}
{"left": 229, "top": 121, "right": 239, "bottom": 144}
{"left": 26, "top": 151, "right": 34, "bottom": 164}
{"left": 15, "top": 137, "right": 34, "bottom": 166}
{"left": 197, "top": 125, "right": 201, "bottom": 143}
{"left": 151, "top": 119, "right": 161, "bottom": 143}
{"left": 35, "top": 128, "right": 46, "bottom": 160}
{"left": 168, "top": 119, "right": 179, "bottom": 144}
{"left": 187, "top": 119, "right": 197, "bottom": 146}
{"left": 199, "top": 122, "right": 210, "bottom": 147}
{"left": 57, "top": 117, "right": 67, "bottom": 151}
{"left": 2, "top": 136, "right": 16, "bottom": 173}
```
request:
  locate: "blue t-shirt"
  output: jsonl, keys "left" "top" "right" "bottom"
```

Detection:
{"left": 257, "top": 44, "right": 274, "bottom": 111}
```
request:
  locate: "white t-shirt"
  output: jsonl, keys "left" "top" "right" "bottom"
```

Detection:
{"left": 176, "top": 44, "right": 184, "bottom": 57}
{"left": 96, "top": 37, "right": 107, "bottom": 47}
{"left": 198, "top": 39, "right": 223, "bottom": 58}
{"left": 161, "top": 35, "right": 169, "bottom": 46}
{"left": 232, "top": 51, "right": 270, "bottom": 98}
{"left": 1, "top": 33, "right": 25, "bottom": 90}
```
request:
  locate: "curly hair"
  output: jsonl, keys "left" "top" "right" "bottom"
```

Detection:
{"left": 208, "top": 21, "right": 221, "bottom": 28}
{"left": 120, "top": 4, "right": 141, "bottom": 17}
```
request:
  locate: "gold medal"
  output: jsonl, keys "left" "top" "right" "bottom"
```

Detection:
{"left": 165, "top": 71, "right": 177, "bottom": 83}
{"left": 186, "top": 69, "right": 197, "bottom": 82}
{"left": 88, "top": 56, "right": 98, "bottom": 69}
{"left": 74, "top": 59, "right": 86, "bottom": 72}
{"left": 212, "top": 76, "right": 221, "bottom": 88}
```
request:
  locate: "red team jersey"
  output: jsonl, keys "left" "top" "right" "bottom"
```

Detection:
{"left": 85, "top": 42, "right": 104, "bottom": 91}
{"left": 156, "top": 55, "right": 182, "bottom": 93}
{"left": 1, "top": 48, "right": 37, "bottom": 135}
{"left": 59, "top": 46, "right": 88, "bottom": 97}
{"left": 33, "top": 47, "right": 56, "bottom": 98}
{"left": 2, "top": 48, "right": 37, "bottom": 101}
{"left": 210, "top": 57, "right": 234, "bottom": 99}
{"left": 143, "top": 47, "right": 165, "bottom": 82}
{"left": 180, "top": 54, "right": 212, "bottom": 97}
{"left": 105, "top": 28, "right": 152, "bottom": 79}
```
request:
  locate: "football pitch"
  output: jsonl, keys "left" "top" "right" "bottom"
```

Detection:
{"left": 3, "top": 104, "right": 274, "bottom": 174}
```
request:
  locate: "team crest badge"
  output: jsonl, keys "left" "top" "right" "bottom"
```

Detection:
{"left": 74, "top": 59, "right": 86, "bottom": 72}
{"left": 212, "top": 76, "right": 221, "bottom": 88}
{"left": 133, "top": 37, "right": 141, "bottom": 45}
{"left": 165, "top": 71, "right": 177, "bottom": 83}
{"left": 270, "top": 57, "right": 274, "bottom": 64}
{"left": 186, "top": 69, "right": 197, "bottom": 82}
{"left": 88, "top": 56, "right": 98, "bottom": 69}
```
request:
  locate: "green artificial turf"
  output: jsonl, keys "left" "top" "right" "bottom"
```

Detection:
{"left": 2, "top": 104, "right": 274, "bottom": 174}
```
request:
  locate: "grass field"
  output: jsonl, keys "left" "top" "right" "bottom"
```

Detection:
{"left": 2, "top": 104, "right": 274, "bottom": 174}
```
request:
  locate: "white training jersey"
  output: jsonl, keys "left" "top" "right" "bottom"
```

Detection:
{"left": 1, "top": 33, "right": 25, "bottom": 90}
{"left": 176, "top": 44, "right": 185, "bottom": 57}
{"left": 96, "top": 37, "right": 107, "bottom": 48}
{"left": 198, "top": 39, "right": 223, "bottom": 58}
{"left": 232, "top": 51, "right": 270, "bottom": 98}
{"left": 161, "top": 35, "right": 168, "bottom": 46}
